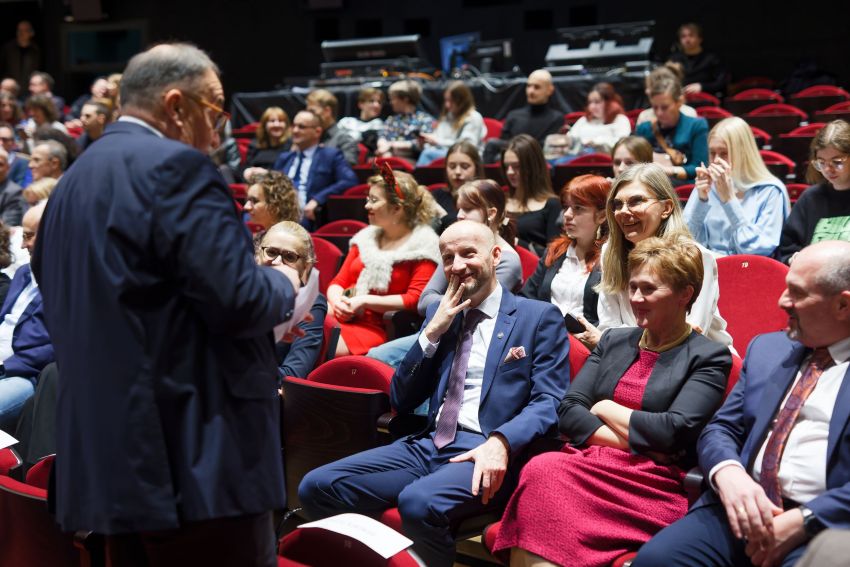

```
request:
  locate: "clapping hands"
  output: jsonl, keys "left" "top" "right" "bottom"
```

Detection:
{"left": 695, "top": 157, "right": 735, "bottom": 203}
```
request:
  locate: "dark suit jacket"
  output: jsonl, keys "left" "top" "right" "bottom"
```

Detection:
{"left": 0, "top": 265, "right": 53, "bottom": 379}
{"left": 0, "top": 178, "right": 23, "bottom": 225}
{"left": 8, "top": 154, "right": 28, "bottom": 187}
{"left": 33, "top": 120, "right": 297, "bottom": 534}
{"left": 392, "top": 286, "right": 571, "bottom": 458}
{"left": 559, "top": 327, "right": 730, "bottom": 464}
{"left": 272, "top": 145, "right": 357, "bottom": 205}
{"left": 697, "top": 332, "right": 850, "bottom": 529}
{"left": 520, "top": 250, "right": 601, "bottom": 326}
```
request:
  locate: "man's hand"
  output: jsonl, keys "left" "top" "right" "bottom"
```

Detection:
{"left": 449, "top": 434, "right": 509, "bottom": 505}
{"left": 423, "top": 275, "right": 471, "bottom": 344}
{"left": 684, "top": 82, "right": 703, "bottom": 94}
{"left": 303, "top": 199, "right": 319, "bottom": 221}
{"left": 714, "top": 465, "right": 782, "bottom": 549}
{"left": 243, "top": 167, "right": 268, "bottom": 184}
{"left": 272, "top": 264, "right": 301, "bottom": 293}
{"left": 746, "top": 508, "right": 807, "bottom": 567}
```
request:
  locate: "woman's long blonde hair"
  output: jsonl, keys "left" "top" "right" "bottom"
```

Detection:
{"left": 709, "top": 117, "right": 782, "bottom": 190}
{"left": 600, "top": 163, "right": 692, "bottom": 294}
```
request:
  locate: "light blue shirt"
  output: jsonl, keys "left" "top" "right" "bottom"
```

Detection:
{"left": 683, "top": 181, "right": 790, "bottom": 257}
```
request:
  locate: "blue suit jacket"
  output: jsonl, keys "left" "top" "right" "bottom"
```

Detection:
{"left": 696, "top": 332, "right": 850, "bottom": 529}
{"left": 272, "top": 145, "right": 357, "bottom": 205}
{"left": 33, "top": 121, "right": 296, "bottom": 533}
{"left": 635, "top": 113, "right": 709, "bottom": 179}
{"left": 0, "top": 264, "right": 53, "bottom": 379}
{"left": 8, "top": 154, "right": 29, "bottom": 187}
{"left": 392, "top": 287, "right": 571, "bottom": 458}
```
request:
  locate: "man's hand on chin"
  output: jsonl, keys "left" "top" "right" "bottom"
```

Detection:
{"left": 449, "top": 433, "right": 509, "bottom": 505}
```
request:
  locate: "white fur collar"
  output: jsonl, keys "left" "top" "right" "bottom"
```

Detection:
{"left": 349, "top": 224, "right": 441, "bottom": 295}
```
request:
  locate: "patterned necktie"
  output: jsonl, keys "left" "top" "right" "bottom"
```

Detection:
{"left": 433, "top": 309, "right": 486, "bottom": 449}
{"left": 759, "top": 347, "right": 835, "bottom": 507}
{"left": 291, "top": 151, "right": 305, "bottom": 188}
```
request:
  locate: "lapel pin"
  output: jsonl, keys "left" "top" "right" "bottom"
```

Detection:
{"left": 497, "top": 331, "right": 504, "bottom": 339}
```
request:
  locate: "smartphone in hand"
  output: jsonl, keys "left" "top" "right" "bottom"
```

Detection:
{"left": 564, "top": 313, "right": 586, "bottom": 334}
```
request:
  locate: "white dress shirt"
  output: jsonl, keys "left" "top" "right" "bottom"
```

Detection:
{"left": 549, "top": 243, "right": 589, "bottom": 318}
{"left": 287, "top": 144, "right": 317, "bottom": 208}
{"left": 0, "top": 274, "right": 39, "bottom": 363}
{"left": 418, "top": 284, "right": 503, "bottom": 433}
{"left": 118, "top": 116, "right": 165, "bottom": 138}
{"left": 710, "top": 336, "right": 850, "bottom": 504}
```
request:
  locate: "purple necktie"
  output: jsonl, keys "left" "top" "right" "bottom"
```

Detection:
{"left": 759, "top": 347, "right": 834, "bottom": 507}
{"left": 433, "top": 309, "right": 486, "bottom": 449}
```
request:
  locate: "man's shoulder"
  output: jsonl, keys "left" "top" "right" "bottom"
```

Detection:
{"left": 511, "top": 292, "right": 559, "bottom": 320}
{"left": 746, "top": 331, "right": 797, "bottom": 361}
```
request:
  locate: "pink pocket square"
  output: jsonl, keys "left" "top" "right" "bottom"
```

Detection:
{"left": 504, "top": 346, "right": 527, "bottom": 363}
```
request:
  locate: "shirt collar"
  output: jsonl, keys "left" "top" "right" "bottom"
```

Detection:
{"left": 118, "top": 116, "right": 165, "bottom": 138}
{"left": 466, "top": 283, "right": 502, "bottom": 321}
{"left": 301, "top": 144, "right": 318, "bottom": 158}
{"left": 826, "top": 335, "right": 850, "bottom": 365}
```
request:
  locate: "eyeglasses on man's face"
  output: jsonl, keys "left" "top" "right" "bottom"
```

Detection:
{"left": 183, "top": 91, "right": 230, "bottom": 131}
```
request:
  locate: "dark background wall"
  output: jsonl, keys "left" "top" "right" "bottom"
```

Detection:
{"left": 1, "top": 0, "right": 848, "bottom": 102}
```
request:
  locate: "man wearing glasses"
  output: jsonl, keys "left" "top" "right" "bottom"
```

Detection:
{"left": 33, "top": 43, "right": 302, "bottom": 566}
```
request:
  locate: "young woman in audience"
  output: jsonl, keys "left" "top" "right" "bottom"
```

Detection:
{"left": 368, "top": 178, "right": 522, "bottom": 367}
{"left": 432, "top": 140, "right": 485, "bottom": 232}
{"left": 558, "top": 82, "right": 631, "bottom": 160}
{"left": 416, "top": 81, "right": 487, "bottom": 166}
{"left": 492, "top": 236, "right": 731, "bottom": 567}
{"left": 635, "top": 64, "right": 697, "bottom": 127}
{"left": 502, "top": 134, "right": 561, "bottom": 255}
{"left": 774, "top": 119, "right": 850, "bottom": 264}
{"left": 243, "top": 170, "right": 300, "bottom": 230}
{"left": 683, "top": 117, "right": 790, "bottom": 256}
{"left": 611, "top": 136, "right": 654, "bottom": 177}
{"left": 24, "top": 94, "right": 67, "bottom": 138}
{"left": 635, "top": 68, "right": 708, "bottom": 184}
{"left": 581, "top": 163, "right": 732, "bottom": 349}
{"left": 327, "top": 167, "right": 440, "bottom": 356}
{"left": 244, "top": 107, "right": 292, "bottom": 170}
{"left": 256, "top": 221, "right": 327, "bottom": 379}
{"left": 337, "top": 87, "right": 385, "bottom": 144}
{"left": 0, "top": 93, "right": 23, "bottom": 128}
{"left": 521, "top": 175, "right": 608, "bottom": 327}
{"left": 376, "top": 80, "right": 435, "bottom": 164}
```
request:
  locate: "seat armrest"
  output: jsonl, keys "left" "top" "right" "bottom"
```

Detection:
{"left": 378, "top": 411, "right": 429, "bottom": 439}
{"left": 684, "top": 466, "right": 706, "bottom": 503}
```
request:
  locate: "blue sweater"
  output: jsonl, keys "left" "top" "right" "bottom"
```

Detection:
{"left": 636, "top": 113, "right": 709, "bottom": 180}
{"left": 683, "top": 181, "right": 789, "bottom": 256}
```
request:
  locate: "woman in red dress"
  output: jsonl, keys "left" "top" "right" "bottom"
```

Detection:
{"left": 326, "top": 168, "right": 441, "bottom": 356}
{"left": 492, "top": 236, "right": 732, "bottom": 567}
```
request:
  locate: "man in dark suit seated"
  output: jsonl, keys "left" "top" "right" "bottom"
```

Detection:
{"left": 0, "top": 202, "right": 52, "bottom": 433}
{"left": 245, "top": 109, "right": 357, "bottom": 230}
{"left": 0, "top": 148, "right": 23, "bottom": 225}
{"left": 299, "top": 220, "right": 571, "bottom": 567}
{"left": 634, "top": 240, "right": 850, "bottom": 567}
{"left": 33, "top": 43, "right": 303, "bottom": 567}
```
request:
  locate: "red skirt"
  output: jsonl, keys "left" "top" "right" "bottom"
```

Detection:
{"left": 492, "top": 445, "right": 688, "bottom": 567}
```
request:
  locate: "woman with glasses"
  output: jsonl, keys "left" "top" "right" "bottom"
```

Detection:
{"left": 503, "top": 134, "right": 561, "bottom": 255}
{"left": 683, "top": 117, "right": 790, "bottom": 257}
{"left": 774, "top": 120, "right": 850, "bottom": 264}
{"left": 492, "top": 237, "right": 731, "bottom": 567}
{"left": 243, "top": 170, "right": 300, "bottom": 231}
{"left": 256, "top": 221, "right": 326, "bottom": 379}
{"left": 521, "top": 175, "right": 608, "bottom": 333}
{"left": 581, "top": 163, "right": 732, "bottom": 350}
{"left": 327, "top": 167, "right": 441, "bottom": 356}
{"left": 244, "top": 107, "right": 292, "bottom": 171}
{"left": 368, "top": 178, "right": 522, "bottom": 367}
{"left": 611, "top": 136, "right": 654, "bottom": 178}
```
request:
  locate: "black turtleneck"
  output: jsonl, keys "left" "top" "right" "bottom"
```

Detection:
{"left": 501, "top": 103, "right": 565, "bottom": 144}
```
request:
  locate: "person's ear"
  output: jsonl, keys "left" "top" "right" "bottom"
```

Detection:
{"left": 660, "top": 199, "right": 674, "bottom": 219}
{"left": 835, "top": 290, "right": 850, "bottom": 321}
{"left": 162, "top": 88, "right": 185, "bottom": 126}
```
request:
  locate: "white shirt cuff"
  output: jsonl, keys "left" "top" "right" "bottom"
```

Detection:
{"left": 417, "top": 332, "right": 439, "bottom": 358}
{"left": 708, "top": 460, "right": 746, "bottom": 492}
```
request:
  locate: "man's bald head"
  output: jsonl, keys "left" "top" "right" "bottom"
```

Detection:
{"left": 439, "top": 220, "right": 500, "bottom": 307}
{"left": 441, "top": 219, "right": 496, "bottom": 249}
{"left": 798, "top": 240, "right": 850, "bottom": 296}
{"left": 526, "top": 69, "right": 554, "bottom": 105}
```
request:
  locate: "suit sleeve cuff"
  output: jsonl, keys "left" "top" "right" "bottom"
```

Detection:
{"left": 708, "top": 460, "right": 745, "bottom": 492}
{"left": 417, "top": 332, "right": 439, "bottom": 357}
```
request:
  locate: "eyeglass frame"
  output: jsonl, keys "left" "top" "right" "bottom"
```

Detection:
{"left": 812, "top": 156, "right": 849, "bottom": 173}
{"left": 608, "top": 195, "right": 664, "bottom": 214}
{"left": 260, "top": 246, "right": 302, "bottom": 265}
{"left": 182, "top": 91, "right": 231, "bottom": 132}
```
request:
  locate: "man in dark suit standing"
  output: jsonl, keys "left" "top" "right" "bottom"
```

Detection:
{"left": 33, "top": 43, "right": 302, "bottom": 566}
{"left": 299, "top": 220, "right": 570, "bottom": 566}
{"left": 635, "top": 240, "right": 850, "bottom": 567}
{"left": 245, "top": 109, "right": 356, "bottom": 230}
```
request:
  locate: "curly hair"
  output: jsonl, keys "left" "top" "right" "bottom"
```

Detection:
{"left": 25, "top": 93, "right": 59, "bottom": 124}
{"left": 368, "top": 171, "right": 438, "bottom": 228}
{"left": 254, "top": 170, "right": 300, "bottom": 223}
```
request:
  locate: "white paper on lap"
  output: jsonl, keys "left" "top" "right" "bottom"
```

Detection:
{"left": 298, "top": 513, "right": 413, "bottom": 559}
{"left": 274, "top": 268, "right": 320, "bottom": 343}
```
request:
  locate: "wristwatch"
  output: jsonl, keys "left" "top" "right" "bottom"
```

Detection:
{"left": 799, "top": 505, "right": 825, "bottom": 537}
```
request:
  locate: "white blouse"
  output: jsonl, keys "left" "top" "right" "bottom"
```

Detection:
{"left": 549, "top": 243, "right": 590, "bottom": 317}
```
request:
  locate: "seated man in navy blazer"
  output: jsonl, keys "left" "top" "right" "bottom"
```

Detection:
{"left": 0, "top": 202, "right": 52, "bottom": 432}
{"left": 634, "top": 240, "right": 850, "bottom": 567}
{"left": 299, "top": 220, "right": 571, "bottom": 566}
{"left": 245, "top": 109, "right": 356, "bottom": 229}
